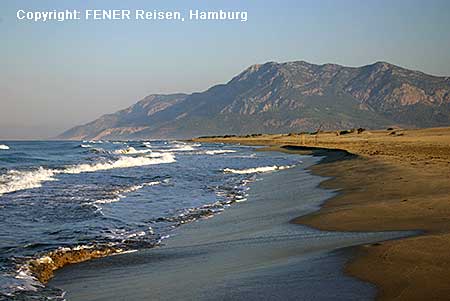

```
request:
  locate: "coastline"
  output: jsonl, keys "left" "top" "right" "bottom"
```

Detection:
{"left": 193, "top": 127, "right": 450, "bottom": 300}
{"left": 49, "top": 150, "right": 410, "bottom": 300}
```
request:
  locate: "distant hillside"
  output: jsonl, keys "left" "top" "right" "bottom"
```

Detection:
{"left": 58, "top": 61, "right": 450, "bottom": 140}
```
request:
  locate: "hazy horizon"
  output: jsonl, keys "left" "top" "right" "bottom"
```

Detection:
{"left": 2, "top": 0, "right": 450, "bottom": 139}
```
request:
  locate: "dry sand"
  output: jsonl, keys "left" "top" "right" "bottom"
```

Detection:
{"left": 194, "top": 127, "right": 450, "bottom": 301}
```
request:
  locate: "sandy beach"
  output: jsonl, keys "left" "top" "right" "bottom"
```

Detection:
{"left": 194, "top": 126, "right": 450, "bottom": 300}
{"left": 3, "top": 0, "right": 450, "bottom": 299}
{"left": 50, "top": 152, "right": 411, "bottom": 300}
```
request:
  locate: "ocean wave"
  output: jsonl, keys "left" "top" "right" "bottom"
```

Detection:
{"left": 88, "top": 147, "right": 109, "bottom": 155}
{"left": 0, "top": 167, "right": 57, "bottom": 196}
{"left": 7, "top": 165, "right": 249, "bottom": 296}
{"left": 204, "top": 150, "right": 236, "bottom": 155}
{"left": 158, "top": 142, "right": 201, "bottom": 152}
{"left": 0, "top": 144, "right": 10, "bottom": 150}
{"left": 113, "top": 146, "right": 155, "bottom": 155}
{"left": 93, "top": 181, "right": 161, "bottom": 204}
{"left": 172, "top": 141, "right": 200, "bottom": 146}
{"left": 228, "top": 153, "right": 257, "bottom": 159}
{"left": 92, "top": 197, "right": 121, "bottom": 204}
{"left": 0, "top": 154, "right": 175, "bottom": 196}
{"left": 235, "top": 197, "right": 248, "bottom": 203}
{"left": 223, "top": 165, "right": 295, "bottom": 174}
{"left": 80, "top": 144, "right": 92, "bottom": 148}
{"left": 64, "top": 153, "right": 175, "bottom": 174}
{"left": 161, "top": 145, "right": 197, "bottom": 152}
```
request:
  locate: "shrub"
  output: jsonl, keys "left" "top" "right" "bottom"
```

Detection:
{"left": 339, "top": 130, "right": 353, "bottom": 135}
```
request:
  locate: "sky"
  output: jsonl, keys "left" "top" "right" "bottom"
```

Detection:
{"left": 1, "top": 0, "right": 450, "bottom": 139}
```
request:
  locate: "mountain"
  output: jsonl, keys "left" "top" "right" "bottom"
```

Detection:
{"left": 58, "top": 61, "right": 450, "bottom": 140}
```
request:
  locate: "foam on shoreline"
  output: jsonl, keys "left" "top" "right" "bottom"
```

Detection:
{"left": 21, "top": 245, "right": 130, "bottom": 285}
{"left": 223, "top": 165, "right": 295, "bottom": 174}
{"left": 204, "top": 150, "right": 236, "bottom": 155}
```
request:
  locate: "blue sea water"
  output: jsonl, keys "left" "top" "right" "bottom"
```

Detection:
{"left": 0, "top": 140, "right": 300, "bottom": 299}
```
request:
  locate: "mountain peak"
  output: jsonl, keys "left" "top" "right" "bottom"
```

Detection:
{"left": 232, "top": 61, "right": 280, "bottom": 82}
{"left": 373, "top": 61, "right": 392, "bottom": 66}
{"left": 246, "top": 61, "right": 279, "bottom": 71}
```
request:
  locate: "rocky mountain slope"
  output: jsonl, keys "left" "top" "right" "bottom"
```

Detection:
{"left": 58, "top": 61, "right": 450, "bottom": 140}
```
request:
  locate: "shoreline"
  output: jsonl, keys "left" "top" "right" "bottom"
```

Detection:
{"left": 193, "top": 127, "right": 450, "bottom": 300}
{"left": 49, "top": 150, "right": 411, "bottom": 300}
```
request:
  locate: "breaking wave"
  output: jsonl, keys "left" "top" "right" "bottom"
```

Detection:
{"left": 0, "top": 167, "right": 57, "bottom": 196}
{"left": 0, "top": 154, "right": 175, "bottom": 196}
{"left": 113, "top": 147, "right": 153, "bottom": 155}
{"left": 64, "top": 153, "right": 175, "bottom": 174}
{"left": 0, "top": 144, "right": 10, "bottom": 150}
{"left": 204, "top": 150, "right": 236, "bottom": 155}
{"left": 223, "top": 165, "right": 295, "bottom": 174}
{"left": 161, "top": 145, "right": 197, "bottom": 152}
{"left": 87, "top": 140, "right": 104, "bottom": 144}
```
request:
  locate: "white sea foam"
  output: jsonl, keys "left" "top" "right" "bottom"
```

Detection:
{"left": 204, "top": 150, "right": 236, "bottom": 155}
{"left": 235, "top": 197, "right": 247, "bottom": 203}
{"left": 112, "top": 249, "right": 138, "bottom": 255}
{"left": 80, "top": 144, "right": 92, "bottom": 148}
{"left": 160, "top": 144, "right": 198, "bottom": 152}
{"left": 113, "top": 146, "right": 154, "bottom": 155}
{"left": 223, "top": 165, "right": 295, "bottom": 174}
{"left": 93, "top": 197, "right": 121, "bottom": 204}
{"left": 64, "top": 153, "right": 175, "bottom": 174}
{"left": 145, "top": 151, "right": 167, "bottom": 158}
{"left": 0, "top": 144, "right": 10, "bottom": 150}
{"left": 0, "top": 167, "right": 57, "bottom": 196}
{"left": 0, "top": 154, "right": 175, "bottom": 196}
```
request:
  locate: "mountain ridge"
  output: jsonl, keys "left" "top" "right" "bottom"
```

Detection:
{"left": 58, "top": 60, "right": 450, "bottom": 140}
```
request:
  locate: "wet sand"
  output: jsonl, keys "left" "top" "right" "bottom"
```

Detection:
{"left": 51, "top": 155, "right": 409, "bottom": 300}
{"left": 194, "top": 126, "right": 450, "bottom": 300}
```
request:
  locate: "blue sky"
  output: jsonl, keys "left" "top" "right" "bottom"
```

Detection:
{"left": 1, "top": 0, "right": 450, "bottom": 138}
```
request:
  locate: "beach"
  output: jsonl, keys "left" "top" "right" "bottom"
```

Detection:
{"left": 3, "top": 0, "right": 450, "bottom": 299}
{"left": 50, "top": 151, "right": 410, "bottom": 300}
{"left": 0, "top": 141, "right": 308, "bottom": 299}
{"left": 194, "top": 126, "right": 450, "bottom": 300}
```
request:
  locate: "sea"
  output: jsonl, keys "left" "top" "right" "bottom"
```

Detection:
{"left": 0, "top": 140, "right": 301, "bottom": 300}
